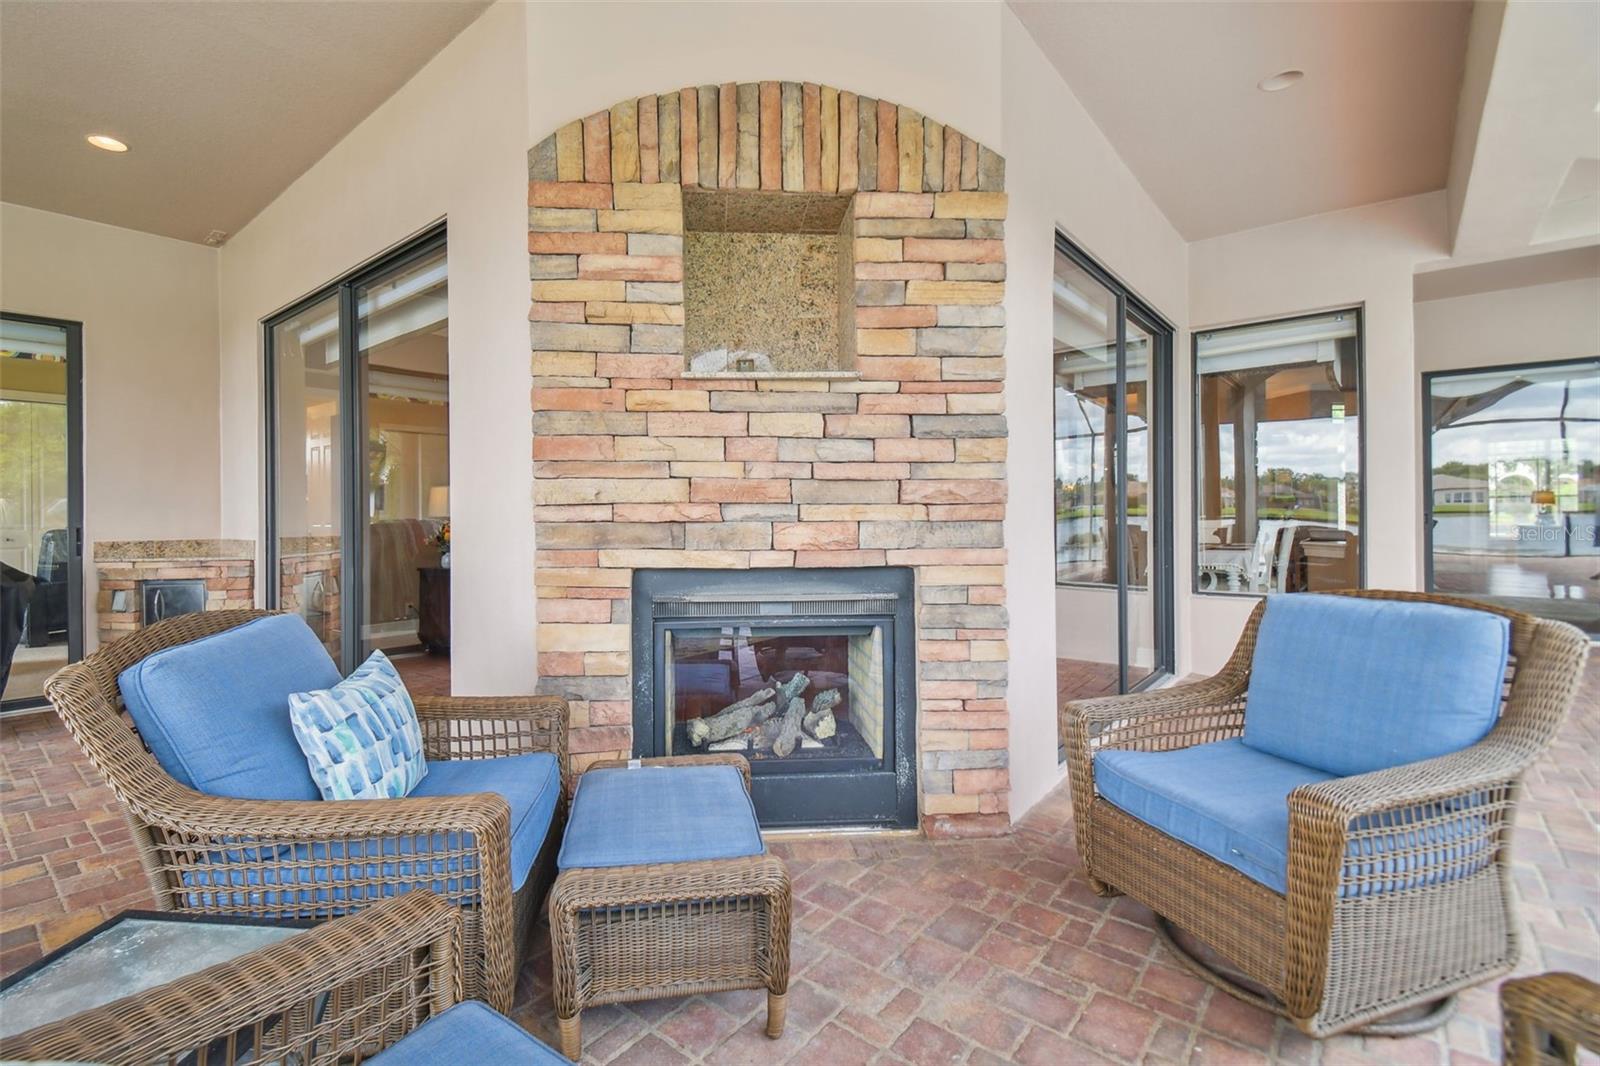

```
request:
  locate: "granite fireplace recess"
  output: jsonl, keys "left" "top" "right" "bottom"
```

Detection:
{"left": 632, "top": 568, "right": 916, "bottom": 828}
{"left": 530, "top": 80, "right": 1010, "bottom": 837}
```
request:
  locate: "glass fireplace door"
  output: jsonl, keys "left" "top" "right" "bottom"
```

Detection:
{"left": 663, "top": 623, "right": 889, "bottom": 774}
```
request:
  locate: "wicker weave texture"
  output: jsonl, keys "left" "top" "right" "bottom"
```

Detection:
{"left": 41, "top": 609, "right": 570, "bottom": 1014}
{"left": 1501, "top": 972, "right": 1600, "bottom": 1066}
{"left": 1062, "top": 590, "right": 1591, "bottom": 1038}
{"left": 549, "top": 754, "right": 791, "bottom": 1060}
{"left": 0, "top": 891, "right": 462, "bottom": 1066}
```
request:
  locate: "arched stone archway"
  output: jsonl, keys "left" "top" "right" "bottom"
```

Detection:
{"left": 529, "top": 82, "right": 1004, "bottom": 195}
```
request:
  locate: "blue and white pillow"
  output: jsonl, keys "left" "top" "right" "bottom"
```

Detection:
{"left": 287, "top": 651, "right": 428, "bottom": 801}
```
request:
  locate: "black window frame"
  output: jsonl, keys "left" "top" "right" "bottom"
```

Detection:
{"left": 0, "top": 311, "right": 84, "bottom": 714}
{"left": 1420, "top": 354, "right": 1600, "bottom": 611}
{"left": 261, "top": 223, "right": 446, "bottom": 675}
{"left": 1051, "top": 232, "right": 1176, "bottom": 695}
{"left": 1190, "top": 305, "right": 1368, "bottom": 599}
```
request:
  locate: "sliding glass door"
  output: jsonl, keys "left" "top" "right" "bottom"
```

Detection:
{"left": 0, "top": 314, "right": 83, "bottom": 711}
{"left": 266, "top": 227, "right": 451, "bottom": 691}
{"left": 1053, "top": 235, "right": 1173, "bottom": 703}
{"left": 1425, "top": 358, "right": 1598, "bottom": 636}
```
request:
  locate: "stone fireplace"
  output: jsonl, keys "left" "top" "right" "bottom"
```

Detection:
{"left": 529, "top": 81, "right": 1009, "bottom": 837}
{"left": 631, "top": 567, "right": 917, "bottom": 828}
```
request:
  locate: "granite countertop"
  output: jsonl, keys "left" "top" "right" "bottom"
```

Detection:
{"left": 681, "top": 370, "right": 862, "bottom": 381}
{"left": 94, "top": 539, "right": 256, "bottom": 562}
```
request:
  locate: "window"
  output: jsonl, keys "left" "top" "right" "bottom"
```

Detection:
{"left": 1193, "top": 309, "right": 1363, "bottom": 595}
{"left": 1053, "top": 236, "right": 1173, "bottom": 700}
{"left": 1425, "top": 358, "right": 1599, "bottom": 636}
{"left": 265, "top": 227, "right": 452, "bottom": 691}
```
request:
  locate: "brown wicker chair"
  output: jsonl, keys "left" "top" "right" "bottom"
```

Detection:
{"left": 1061, "top": 590, "right": 1590, "bottom": 1038}
{"left": 1501, "top": 972, "right": 1600, "bottom": 1066}
{"left": 43, "top": 609, "right": 569, "bottom": 1014}
{"left": 0, "top": 891, "right": 463, "bottom": 1065}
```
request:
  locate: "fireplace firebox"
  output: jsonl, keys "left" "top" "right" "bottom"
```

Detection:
{"left": 631, "top": 567, "right": 916, "bottom": 829}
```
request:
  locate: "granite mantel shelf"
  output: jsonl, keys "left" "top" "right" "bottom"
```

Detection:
{"left": 681, "top": 369, "right": 862, "bottom": 382}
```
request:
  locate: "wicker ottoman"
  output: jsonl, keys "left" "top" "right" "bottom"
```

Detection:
{"left": 548, "top": 754, "right": 791, "bottom": 1060}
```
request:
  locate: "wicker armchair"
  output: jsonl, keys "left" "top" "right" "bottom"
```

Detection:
{"left": 0, "top": 891, "right": 462, "bottom": 1065}
{"left": 1501, "top": 972, "right": 1600, "bottom": 1066}
{"left": 1062, "top": 590, "right": 1589, "bottom": 1037}
{"left": 44, "top": 609, "right": 569, "bottom": 1014}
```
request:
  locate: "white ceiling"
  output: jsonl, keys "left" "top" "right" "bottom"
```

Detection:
{"left": 1448, "top": 0, "right": 1600, "bottom": 256}
{"left": 0, "top": 0, "right": 487, "bottom": 244}
{"left": 1008, "top": 0, "right": 1473, "bottom": 241}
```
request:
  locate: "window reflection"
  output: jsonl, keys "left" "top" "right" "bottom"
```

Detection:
{"left": 1194, "top": 310, "right": 1362, "bottom": 594}
{"left": 1053, "top": 252, "right": 1118, "bottom": 586}
{"left": 1427, "top": 360, "right": 1599, "bottom": 635}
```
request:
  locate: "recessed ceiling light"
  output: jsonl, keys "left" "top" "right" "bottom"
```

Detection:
{"left": 86, "top": 134, "right": 128, "bottom": 153}
{"left": 1257, "top": 70, "right": 1305, "bottom": 93}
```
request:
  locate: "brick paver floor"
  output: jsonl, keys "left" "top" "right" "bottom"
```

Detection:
{"left": 4, "top": 662, "right": 1595, "bottom": 1064}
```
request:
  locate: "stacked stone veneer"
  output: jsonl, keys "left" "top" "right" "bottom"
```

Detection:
{"left": 94, "top": 541, "right": 255, "bottom": 648}
{"left": 528, "top": 82, "right": 1009, "bottom": 837}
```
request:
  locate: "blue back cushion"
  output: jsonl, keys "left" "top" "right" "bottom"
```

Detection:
{"left": 1242, "top": 595, "right": 1510, "bottom": 777}
{"left": 558, "top": 764, "right": 763, "bottom": 870}
{"left": 119, "top": 614, "right": 340, "bottom": 800}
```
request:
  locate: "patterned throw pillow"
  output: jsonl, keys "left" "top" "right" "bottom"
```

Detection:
{"left": 287, "top": 651, "right": 428, "bottom": 801}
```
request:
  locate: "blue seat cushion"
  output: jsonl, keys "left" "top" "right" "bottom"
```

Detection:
{"left": 179, "top": 752, "right": 561, "bottom": 909}
{"left": 367, "top": 1001, "right": 567, "bottom": 1066}
{"left": 410, "top": 752, "right": 561, "bottom": 891}
{"left": 558, "top": 764, "right": 763, "bottom": 870}
{"left": 119, "top": 614, "right": 340, "bottom": 800}
{"left": 1242, "top": 594, "right": 1510, "bottom": 777}
{"left": 1096, "top": 739, "right": 1488, "bottom": 897}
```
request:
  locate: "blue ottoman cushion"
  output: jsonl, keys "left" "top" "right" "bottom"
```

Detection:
{"left": 1242, "top": 594, "right": 1509, "bottom": 777}
{"left": 118, "top": 614, "right": 340, "bottom": 800}
{"left": 367, "top": 1001, "right": 568, "bottom": 1065}
{"left": 558, "top": 764, "right": 763, "bottom": 870}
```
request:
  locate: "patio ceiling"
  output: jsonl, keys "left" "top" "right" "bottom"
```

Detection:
{"left": 0, "top": 0, "right": 488, "bottom": 244}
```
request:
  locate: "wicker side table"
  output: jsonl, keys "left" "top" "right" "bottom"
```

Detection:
{"left": 1501, "top": 972, "right": 1600, "bottom": 1066}
{"left": 548, "top": 755, "right": 791, "bottom": 1061}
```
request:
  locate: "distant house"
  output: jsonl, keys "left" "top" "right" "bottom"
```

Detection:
{"left": 1431, "top": 473, "right": 1487, "bottom": 506}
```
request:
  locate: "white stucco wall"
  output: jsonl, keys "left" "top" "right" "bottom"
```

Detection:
{"left": 1185, "top": 193, "right": 1453, "bottom": 673}
{"left": 1000, "top": 7, "right": 1190, "bottom": 818}
{"left": 0, "top": 202, "right": 222, "bottom": 650}
{"left": 1415, "top": 276, "right": 1600, "bottom": 374}
{"left": 216, "top": 1, "right": 533, "bottom": 695}
{"left": 524, "top": 2, "right": 1003, "bottom": 155}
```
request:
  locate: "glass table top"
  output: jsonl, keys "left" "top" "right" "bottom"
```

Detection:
{"left": 0, "top": 914, "right": 304, "bottom": 1039}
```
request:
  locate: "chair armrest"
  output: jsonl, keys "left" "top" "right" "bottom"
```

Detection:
{"left": 1290, "top": 735, "right": 1532, "bottom": 824}
{"left": 414, "top": 693, "right": 569, "bottom": 765}
{"left": 0, "top": 892, "right": 462, "bottom": 1066}
{"left": 1285, "top": 735, "right": 1533, "bottom": 907}
{"left": 417, "top": 694, "right": 571, "bottom": 805}
{"left": 1060, "top": 672, "right": 1250, "bottom": 775}
{"left": 1501, "top": 972, "right": 1600, "bottom": 1065}
{"left": 123, "top": 784, "right": 514, "bottom": 917}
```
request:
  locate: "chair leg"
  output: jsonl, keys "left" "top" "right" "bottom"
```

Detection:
{"left": 558, "top": 1014, "right": 581, "bottom": 1060}
{"left": 766, "top": 991, "right": 786, "bottom": 1038}
{"left": 1087, "top": 875, "right": 1120, "bottom": 898}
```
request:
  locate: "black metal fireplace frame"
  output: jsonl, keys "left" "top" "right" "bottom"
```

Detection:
{"left": 631, "top": 567, "right": 917, "bottom": 830}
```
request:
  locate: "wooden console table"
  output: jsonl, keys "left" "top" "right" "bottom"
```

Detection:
{"left": 417, "top": 566, "right": 450, "bottom": 653}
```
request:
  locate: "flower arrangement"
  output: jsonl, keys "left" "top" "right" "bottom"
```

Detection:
{"left": 432, "top": 521, "right": 450, "bottom": 566}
